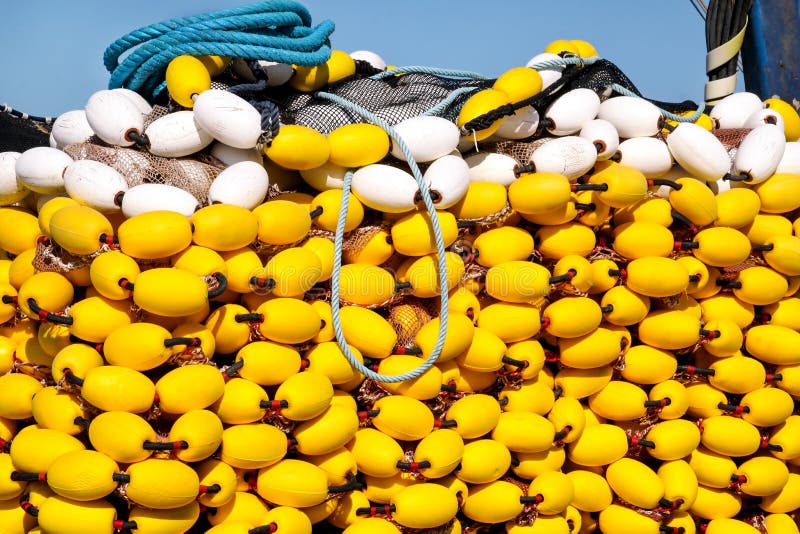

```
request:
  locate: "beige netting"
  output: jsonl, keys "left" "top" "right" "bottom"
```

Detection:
{"left": 484, "top": 137, "right": 554, "bottom": 165}
{"left": 62, "top": 141, "right": 224, "bottom": 205}
{"left": 32, "top": 238, "right": 98, "bottom": 273}
{"left": 712, "top": 127, "right": 752, "bottom": 161}
{"left": 388, "top": 299, "right": 433, "bottom": 348}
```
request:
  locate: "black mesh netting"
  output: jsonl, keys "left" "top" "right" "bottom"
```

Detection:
{"left": 0, "top": 111, "right": 51, "bottom": 152}
{"left": 274, "top": 73, "right": 493, "bottom": 134}
{"left": 266, "top": 59, "right": 698, "bottom": 136}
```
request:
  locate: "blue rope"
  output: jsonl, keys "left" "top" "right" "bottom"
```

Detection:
{"left": 527, "top": 55, "right": 600, "bottom": 71}
{"left": 104, "top": 0, "right": 334, "bottom": 99}
{"left": 422, "top": 86, "right": 481, "bottom": 116}
{"left": 609, "top": 83, "right": 704, "bottom": 122}
{"left": 316, "top": 91, "right": 450, "bottom": 383}
{"left": 371, "top": 66, "right": 491, "bottom": 80}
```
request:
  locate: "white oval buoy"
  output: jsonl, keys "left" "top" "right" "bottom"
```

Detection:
{"left": 580, "top": 119, "right": 620, "bottom": 159}
{"left": 63, "top": 159, "right": 128, "bottom": 211}
{"left": 351, "top": 164, "right": 418, "bottom": 213}
{"left": 350, "top": 50, "right": 387, "bottom": 71}
{"left": 776, "top": 141, "right": 800, "bottom": 174}
{"left": 666, "top": 122, "right": 732, "bottom": 182}
{"left": 495, "top": 106, "right": 540, "bottom": 140}
{"left": 208, "top": 161, "right": 270, "bottom": 209}
{"left": 465, "top": 152, "right": 519, "bottom": 186}
{"left": 743, "top": 108, "right": 785, "bottom": 130}
{"left": 15, "top": 146, "right": 73, "bottom": 194}
{"left": 300, "top": 161, "right": 346, "bottom": 191}
{"left": 209, "top": 143, "right": 263, "bottom": 166}
{"left": 144, "top": 110, "right": 214, "bottom": 157}
{"left": 120, "top": 183, "right": 200, "bottom": 218}
{"left": 254, "top": 61, "right": 295, "bottom": 86}
{"left": 597, "top": 96, "right": 662, "bottom": 138}
{"left": 530, "top": 136, "right": 597, "bottom": 180}
{"left": 50, "top": 110, "right": 95, "bottom": 149}
{"left": 733, "top": 124, "right": 786, "bottom": 184}
{"left": 526, "top": 52, "right": 563, "bottom": 89}
{"left": 423, "top": 154, "right": 470, "bottom": 209}
{"left": 615, "top": 137, "right": 674, "bottom": 178}
{"left": 710, "top": 92, "right": 763, "bottom": 129}
{"left": 545, "top": 88, "right": 601, "bottom": 135}
{"left": 391, "top": 116, "right": 460, "bottom": 163}
{"left": 193, "top": 89, "right": 262, "bottom": 149}
{"left": 0, "top": 152, "right": 29, "bottom": 206}
{"left": 84, "top": 89, "right": 145, "bottom": 147}
{"left": 112, "top": 88, "right": 153, "bottom": 115}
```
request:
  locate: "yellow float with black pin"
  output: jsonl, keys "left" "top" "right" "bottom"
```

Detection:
{"left": 336, "top": 306, "right": 397, "bottom": 359}
{"left": 206, "top": 490, "right": 270, "bottom": 528}
{"left": 714, "top": 187, "right": 761, "bottom": 229}
{"left": 30, "top": 386, "right": 88, "bottom": 435}
{"left": 218, "top": 422, "right": 289, "bottom": 471}
{"left": 461, "top": 480, "right": 524, "bottom": 524}
{"left": 0, "top": 208, "right": 40, "bottom": 257}
{"left": 0, "top": 374, "right": 41, "bottom": 421}
{"left": 499, "top": 378, "right": 555, "bottom": 415}
{"left": 303, "top": 341, "right": 363, "bottom": 386}
{"left": 598, "top": 504, "right": 674, "bottom": 534}
{"left": 290, "top": 404, "right": 359, "bottom": 456}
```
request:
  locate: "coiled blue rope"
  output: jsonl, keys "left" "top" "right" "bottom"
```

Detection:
{"left": 316, "top": 91, "right": 450, "bottom": 383}
{"left": 104, "top": 0, "right": 334, "bottom": 99}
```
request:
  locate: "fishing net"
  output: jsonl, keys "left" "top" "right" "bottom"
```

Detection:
{"left": 0, "top": 109, "right": 51, "bottom": 152}
{"left": 267, "top": 58, "right": 699, "bottom": 137}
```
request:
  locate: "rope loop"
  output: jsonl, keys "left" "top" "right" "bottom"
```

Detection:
{"left": 316, "top": 91, "right": 449, "bottom": 383}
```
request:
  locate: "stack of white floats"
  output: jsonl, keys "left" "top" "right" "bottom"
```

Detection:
{"left": 0, "top": 36, "right": 799, "bottom": 534}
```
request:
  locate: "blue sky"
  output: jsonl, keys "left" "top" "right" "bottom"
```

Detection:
{"left": 1, "top": 1, "right": 730, "bottom": 118}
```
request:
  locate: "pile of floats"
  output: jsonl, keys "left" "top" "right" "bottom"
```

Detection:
{"left": 0, "top": 26, "right": 799, "bottom": 534}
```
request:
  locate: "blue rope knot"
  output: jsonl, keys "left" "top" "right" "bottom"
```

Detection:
{"left": 104, "top": 0, "right": 334, "bottom": 100}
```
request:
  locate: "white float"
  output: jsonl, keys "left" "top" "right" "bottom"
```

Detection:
{"left": 530, "top": 136, "right": 597, "bottom": 180}
{"left": 743, "top": 108, "right": 785, "bottom": 131}
{"left": 709, "top": 92, "right": 763, "bottom": 129}
{"left": 0, "top": 152, "right": 28, "bottom": 205}
{"left": 776, "top": 142, "right": 800, "bottom": 174}
{"left": 300, "top": 161, "right": 346, "bottom": 191}
{"left": 111, "top": 88, "right": 153, "bottom": 116}
{"left": 121, "top": 183, "right": 200, "bottom": 218}
{"left": 526, "top": 52, "right": 563, "bottom": 89}
{"left": 350, "top": 50, "right": 387, "bottom": 71}
{"left": 193, "top": 89, "right": 262, "bottom": 149}
{"left": 210, "top": 143, "right": 263, "bottom": 166}
{"left": 390, "top": 116, "right": 460, "bottom": 163}
{"left": 84, "top": 89, "right": 146, "bottom": 147}
{"left": 597, "top": 95, "right": 662, "bottom": 138}
{"left": 144, "top": 110, "right": 214, "bottom": 157}
{"left": 579, "top": 119, "right": 619, "bottom": 159}
{"left": 50, "top": 110, "right": 95, "bottom": 149}
{"left": 733, "top": 124, "right": 786, "bottom": 184}
{"left": 351, "top": 164, "right": 418, "bottom": 213}
{"left": 666, "top": 122, "right": 731, "bottom": 182}
{"left": 208, "top": 161, "right": 270, "bottom": 209}
{"left": 495, "top": 106, "right": 540, "bottom": 140}
{"left": 615, "top": 137, "right": 673, "bottom": 178}
{"left": 63, "top": 159, "right": 129, "bottom": 211}
{"left": 465, "top": 152, "right": 518, "bottom": 186}
{"left": 15, "top": 146, "right": 73, "bottom": 194}
{"left": 545, "top": 88, "right": 601, "bottom": 135}
{"left": 423, "top": 154, "right": 470, "bottom": 209}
